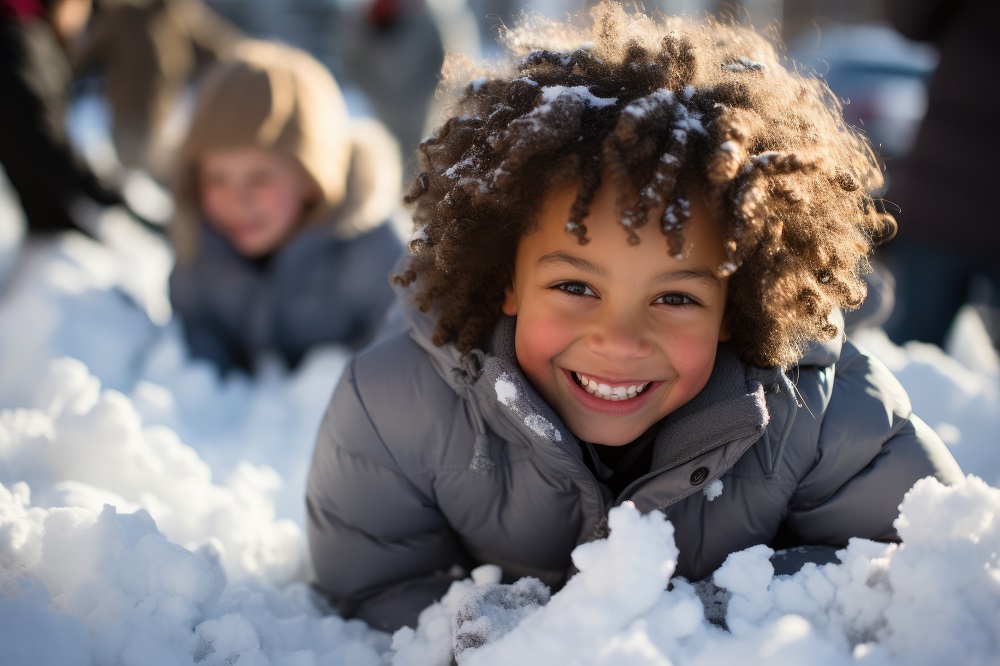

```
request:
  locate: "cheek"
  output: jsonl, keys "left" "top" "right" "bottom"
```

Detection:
{"left": 200, "top": 186, "right": 231, "bottom": 220}
{"left": 668, "top": 334, "right": 719, "bottom": 389}
{"left": 263, "top": 187, "right": 306, "bottom": 221}
{"left": 514, "top": 309, "right": 576, "bottom": 376}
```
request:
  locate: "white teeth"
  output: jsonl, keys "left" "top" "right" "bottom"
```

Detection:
{"left": 574, "top": 373, "right": 650, "bottom": 402}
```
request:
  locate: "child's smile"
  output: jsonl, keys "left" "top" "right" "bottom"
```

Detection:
{"left": 565, "top": 368, "right": 662, "bottom": 418}
{"left": 502, "top": 179, "right": 731, "bottom": 446}
{"left": 571, "top": 371, "right": 652, "bottom": 401}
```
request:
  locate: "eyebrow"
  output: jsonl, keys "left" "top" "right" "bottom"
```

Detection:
{"left": 537, "top": 251, "right": 721, "bottom": 288}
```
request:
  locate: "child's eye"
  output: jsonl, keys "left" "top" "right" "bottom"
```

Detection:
{"left": 553, "top": 281, "right": 595, "bottom": 297}
{"left": 201, "top": 172, "right": 227, "bottom": 189}
{"left": 654, "top": 292, "right": 699, "bottom": 306}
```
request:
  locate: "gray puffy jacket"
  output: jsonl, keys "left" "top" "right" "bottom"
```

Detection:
{"left": 306, "top": 299, "right": 963, "bottom": 631}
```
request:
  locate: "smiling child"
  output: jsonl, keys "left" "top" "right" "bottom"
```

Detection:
{"left": 305, "top": 2, "right": 963, "bottom": 631}
{"left": 501, "top": 182, "right": 731, "bottom": 448}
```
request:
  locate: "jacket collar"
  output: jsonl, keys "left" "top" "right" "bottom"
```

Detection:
{"left": 650, "top": 344, "right": 772, "bottom": 472}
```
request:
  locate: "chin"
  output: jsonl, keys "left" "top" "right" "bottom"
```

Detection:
{"left": 234, "top": 240, "right": 270, "bottom": 257}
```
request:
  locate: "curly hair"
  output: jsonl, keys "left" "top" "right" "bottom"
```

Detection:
{"left": 393, "top": 1, "right": 895, "bottom": 368}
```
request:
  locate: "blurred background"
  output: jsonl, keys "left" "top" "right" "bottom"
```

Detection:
{"left": 51, "top": 0, "right": 941, "bottom": 199}
{"left": 195, "top": 0, "right": 937, "bottom": 172}
{"left": 4, "top": 0, "right": 997, "bottom": 351}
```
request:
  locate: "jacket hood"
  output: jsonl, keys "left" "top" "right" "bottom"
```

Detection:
{"left": 325, "top": 117, "right": 403, "bottom": 241}
{"left": 399, "top": 289, "right": 576, "bottom": 472}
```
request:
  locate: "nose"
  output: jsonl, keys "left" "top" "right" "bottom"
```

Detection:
{"left": 225, "top": 183, "right": 255, "bottom": 218}
{"left": 586, "top": 306, "right": 652, "bottom": 360}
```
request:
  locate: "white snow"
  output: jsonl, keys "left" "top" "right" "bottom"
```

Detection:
{"left": 523, "top": 414, "right": 562, "bottom": 443}
{"left": 1, "top": 124, "right": 999, "bottom": 665}
{"left": 723, "top": 56, "right": 766, "bottom": 72}
{"left": 539, "top": 85, "right": 618, "bottom": 108}
{"left": 623, "top": 89, "right": 676, "bottom": 118}
{"left": 494, "top": 375, "right": 562, "bottom": 442}
{"left": 719, "top": 140, "right": 739, "bottom": 155}
{"left": 494, "top": 375, "right": 518, "bottom": 407}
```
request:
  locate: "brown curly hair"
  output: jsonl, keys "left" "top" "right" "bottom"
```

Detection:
{"left": 393, "top": 1, "right": 895, "bottom": 368}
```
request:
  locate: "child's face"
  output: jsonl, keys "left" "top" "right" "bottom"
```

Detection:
{"left": 198, "top": 148, "right": 317, "bottom": 257}
{"left": 502, "top": 181, "right": 731, "bottom": 447}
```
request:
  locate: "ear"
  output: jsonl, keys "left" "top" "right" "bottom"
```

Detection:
{"left": 501, "top": 282, "right": 518, "bottom": 316}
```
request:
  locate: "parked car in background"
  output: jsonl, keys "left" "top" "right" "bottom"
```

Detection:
{"left": 788, "top": 22, "right": 938, "bottom": 164}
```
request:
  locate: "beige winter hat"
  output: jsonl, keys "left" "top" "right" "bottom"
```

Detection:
{"left": 172, "top": 39, "right": 352, "bottom": 261}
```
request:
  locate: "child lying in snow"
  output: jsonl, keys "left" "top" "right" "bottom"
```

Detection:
{"left": 168, "top": 39, "right": 404, "bottom": 374}
{"left": 305, "top": 1, "right": 964, "bottom": 632}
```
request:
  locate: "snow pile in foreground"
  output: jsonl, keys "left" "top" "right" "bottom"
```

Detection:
{"left": 2, "top": 465, "right": 998, "bottom": 665}
{"left": 1, "top": 357, "right": 306, "bottom": 584}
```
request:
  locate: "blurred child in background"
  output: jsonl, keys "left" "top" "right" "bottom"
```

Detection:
{"left": 169, "top": 39, "right": 404, "bottom": 374}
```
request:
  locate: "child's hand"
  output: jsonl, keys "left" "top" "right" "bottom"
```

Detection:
{"left": 452, "top": 577, "right": 550, "bottom": 661}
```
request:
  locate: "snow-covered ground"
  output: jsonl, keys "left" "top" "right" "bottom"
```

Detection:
{"left": 1, "top": 110, "right": 998, "bottom": 664}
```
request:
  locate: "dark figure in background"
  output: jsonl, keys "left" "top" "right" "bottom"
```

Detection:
{"left": 0, "top": 0, "right": 124, "bottom": 236}
{"left": 881, "top": 0, "right": 1000, "bottom": 348}
{"left": 336, "top": 0, "right": 480, "bottom": 179}
{"left": 336, "top": 0, "right": 446, "bottom": 173}
{"left": 72, "top": 0, "right": 241, "bottom": 182}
